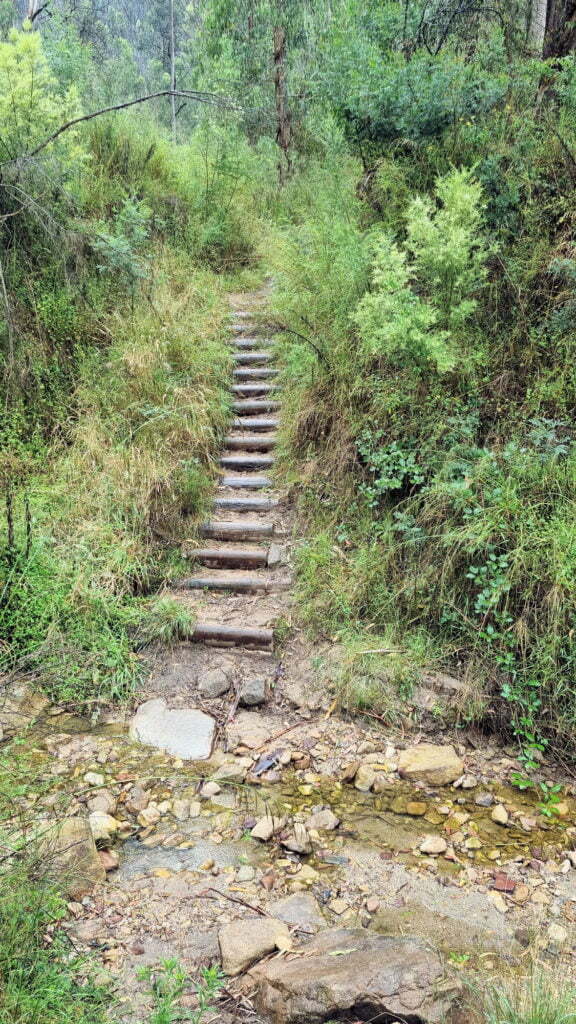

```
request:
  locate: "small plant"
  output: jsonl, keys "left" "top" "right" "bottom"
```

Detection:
{"left": 448, "top": 951, "right": 471, "bottom": 966}
{"left": 477, "top": 969, "right": 576, "bottom": 1024}
{"left": 139, "top": 960, "right": 224, "bottom": 1024}
{"left": 357, "top": 430, "right": 425, "bottom": 505}
{"left": 537, "top": 781, "right": 563, "bottom": 818}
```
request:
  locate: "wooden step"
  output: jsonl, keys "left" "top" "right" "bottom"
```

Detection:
{"left": 234, "top": 368, "right": 279, "bottom": 380}
{"left": 213, "top": 496, "right": 278, "bottom": 512}
{"left": 220, "top": 454, "right": 275, "bottom": 470}
{"left": 233, "top": 400, "right": 281, "bottom": 414}
{"left": 234, "top": 352, "right": 273, "bottom": 364}
{"left": 191, "top": 622, "right": 274, "bottom": 648}
{"left": 231, "top": 417, "right": 279, "bottom": 431}
{"left": 220, "top": 475, "right": 272, "bottom": 489}
{"left": 201, "top": 520, "right": 275, "bottom": 540}
{"left": 225, "top": 434, "right": 277, "bottom": 451}
{"left": 232, "top": 383, "right": 276, "bottom": 396}
{"left": 190, "top": 547, "right": 268, "bottom": 568}
{"left": 176, "top": 573, "right": 271, "bottom": 593}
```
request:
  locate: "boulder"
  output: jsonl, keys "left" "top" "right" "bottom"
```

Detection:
{"left": 250, "top": 928, "right": 451, "bottom": 1023}
{"left": 0, "top": 680, "right": 49, "bottom": 735}
{"left": 88, "top": 811, "right": 121, "bottom": 842}
{"left": 252, "top": 815, "right": 286, "bottom": 842}
{"left": 212, "top": 756, "right": 252, "bottom": 783}
{"left": 281, "top": 823, "right": 312, "bottom": 855}
{"left": 44, "top": 817, "right": 105, "bottom": 898}
{"left": 398, "top": 744, "right": 464, "bottom": 786}
{"left": 199, "top": 668, "right": 230, "bottom": 699}
{"left": 239, "top": 678, "right": 267, "bottom": 707}
{"left": 129, "top": 698, "right": 215, "bottom": 760}
{"left": 219, "top": 918, "right": 291, "bottom": 976}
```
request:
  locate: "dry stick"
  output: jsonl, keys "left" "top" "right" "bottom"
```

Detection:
{"left": 199, "top": 886, "right": 269, "bottom": 917}
{"left": 253, "top": 720, "right": 304, "bottom": 754}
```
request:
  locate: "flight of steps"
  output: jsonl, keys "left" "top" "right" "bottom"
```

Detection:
{"left": 175, "top": 306, "right": 286, "bottom": 651}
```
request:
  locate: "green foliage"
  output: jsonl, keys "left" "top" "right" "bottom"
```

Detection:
{"left": 478, "top": 971, "right": 576, "bottom": 1024}
{"left": 139, "top": 961, "right": 225, "bottom": 1024}
{"left": 0, "top": 871, "right": 110, "bottom": 1024}
{"left": 406, "top": 168, "right": 489, "bottom": 329}
{"left": 353, "top": 236, "right": 453, "bottom": 372}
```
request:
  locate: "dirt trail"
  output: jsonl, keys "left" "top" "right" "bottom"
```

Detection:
{"left": 14, "top": 294, "right": 576, "bottom": 1021}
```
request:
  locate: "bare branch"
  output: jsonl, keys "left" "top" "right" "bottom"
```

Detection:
{"left": 2, "top": 89, "right": 242, "bottom": 167}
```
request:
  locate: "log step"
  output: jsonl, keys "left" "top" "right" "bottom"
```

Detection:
{"left": 234, "top": 352, "right": 273, "bottom": 364}
{"left": 220, "top": 454, "right": 275, "bottom": 470}
{"left": 201, "top": 520, "right": 275, "bottom": 540}
{"left": 220, "top": 475, "right": 272, "bottom": 489}
{"left": 234, "top": 338, "right": 261, "bottom": 349}
{"left": 233, "top": 400, "right": 281, "bottom": 414}
{"left": 225, "top": 434, "right": 277, "bottom": 450}
{"left": 231, "top": 417, "right": 279, "bottom": 431}
{"left": 232, "top": 383, "right": 276, "bottom": 396}
{"left": 190, "top": 547, "right": 268, "bottom": 568}
{"left": 234, "top": 368, "right": 279, "bottom": 380}
{"left": 191, "top": 622, "right": 274, "bottom": 648}
{"left": 213, "top": 496, "right": 278, "bottom": 512}
{"left": 176, "top": 574, "right": 271, "bottom": 593}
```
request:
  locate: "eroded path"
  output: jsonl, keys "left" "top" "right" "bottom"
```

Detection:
{"left": 8, "top": 295, "right": 576, "bottom": 1023}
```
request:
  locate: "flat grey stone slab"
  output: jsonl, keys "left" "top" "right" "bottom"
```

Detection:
{"left": 129, "top": 698, "right": 215, "bottom": 760}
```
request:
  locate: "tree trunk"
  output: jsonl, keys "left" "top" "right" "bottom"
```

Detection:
{"left": 273, "top": 25, "right": 292, "bottom": 186}
{"left": 528, "top": 0, "right": 548, "bottom": 54}
{"left": 544, "top": 0, "right": 576, "bottom": 56}
{"left": 169, "top": 0, "right": 177, "bottom": 142}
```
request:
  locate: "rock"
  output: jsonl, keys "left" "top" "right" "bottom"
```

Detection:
{"left": 126, "top": 784, "right": 149, "bottom": 814}
{"left": 236, "top": 865, "right": 255, "bottom": 882}
{"left": 219, "top": 918, "right": 291, "bottom": 976}
{"left": 354, "top": 765, "right": 376, "bottom": 792}
{"left": 366, "top": 897, "right": 380, "bottom": 914}
{"left": 419, "top": 835, "right": 448, "bottom": 856}
{"left": 493, "top": 872, "right": 515, "bottom": 894}
{"left": 212, "top": 757, "right": 252, "bottom": 783}
{"left": 89, "top": 812, "right": 121, "bottom": 842}
{"left": 284, "top": 679, "right": 324, "bottom": 712}
{"left": 0, "top": 680, "right": 49, "bottom": 735}
{"left": 406, "top": 802, "right": 428, "bottom": 817}
{"left": 328, "top": 898, "right": 349, "bottom": 916}
{"left": 491, "top": 804, "right": 509, "bottom": 826}
{"left": 199, "top": 668, "right": 230, "bottom": 699}
{"left": 488, "top": 891, "right": 508, "bottom": 914}
{"left": 304, "top": 808, "right": 340, "bottom": 831}
{"left": 239, "top": 678, "right": 267, "bottom": 707}
{"left": 250, "top": 929, "right": 450, "bottom": 1024}
{"left": 475, "top": 792, "right": 494, "bottom": 807}
{"left": 268, "top": 893, "right": 325, "bottom": 933}
{"left": 267, "top": 543, "right": 285, "bottom": 567}
{"left": 87, "top": 790, "right": 117, "bottom": 815}
{"left": 99, "top": 849, "right": 119, "bottom": 871}
{"left": 200, "top": 781, "right": 221, "bottom": 799}
{"left": 340, "top": 762, "right": 360, "bottom": 782}
{"left": 548, "top": 923, "right": 568, "bottom": 946}
{"left": 252, "top": 816, "right": 285, "bottom": 842}
{"left": 227, "top": 712, "right": 272, "bottom": 750}
{"left": 172, "top": 799, "right": 190, "bottom": 821}
{"left": 129, "top": 698, "right": 215, "bottom": 760}
{"left": 189, "top": 801, "right": 201, "bottom": 818}
{"left": 281, "top": 823, "right": 312, "bottom": 855}
{"left": 83, "top": 771, "right": 105, "bottom": 787}
{"left": 44, "top": 817, "right": 105, "bottom": 898}
{"left": 398, "top": 744, "right": 464, "bottom": 786}
{"left": 455, "top": 774, "right": 478, "bottom": 789}
{"left": 138, "top": 805, "right": 161, "bottom": 827}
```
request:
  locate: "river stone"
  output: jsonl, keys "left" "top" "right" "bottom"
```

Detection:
{"left": 219, "top": 918, "right": 291, "bottom": 975}
{"left": 398, "top": 744, "right": 464, "bottom": 786}
{"left": 491, "top": 804, "right": 509, "bottom": 826}
{"left": 129, "top": 698, "right": 215, "bottom": 760}
{"left": 250, "top": 928, "right": 450, "bottom": 1024}
{"left": 199, "top": 668, "right": 230, "bottom": 699}
{"left": 239, "top": 678, "right": 267, "bottom": 707}
{"left": 227, "top": 711, "right": 272, "bottom": 750}
{"left": 44, "top": 817, "right": 105, "bottom": 898}
{"left": 305, "top": 808, "right": 340, "bottom": 831}
{"left": 89, "top": 811, "right": 121, "bottom": 841}
{"left": 268, "top": 893, "right": 325, "bottom": 933}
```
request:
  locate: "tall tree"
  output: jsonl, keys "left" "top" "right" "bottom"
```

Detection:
{"left": 544, "top": 0, "right": 576, "bottom": 55}
{"left": 528, "top": 0, "right": 548, "bottom": 53}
